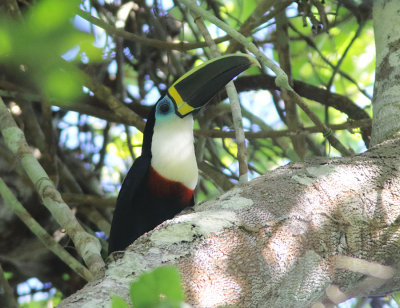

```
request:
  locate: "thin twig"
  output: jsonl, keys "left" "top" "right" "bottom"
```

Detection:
{"left": 198, "top": 161, "right": 234, "bottom": 192}
{"left": 290, "top": 91, "right": 352, "bottom": 156}
{"left": 141, "top": 6, "right": 186, "bottom": 76}
{"left": 326, "top": 22, "right": 365, "bottom": 90}
{"left": 227, "top": 0, "right": 292, "bottom": 53}
{"left": 95, "top": 122, "right": 111, "bottom": 172}
{"left": 58, "top": 158, "right": 84, "bottom": 193}
{"left": 226, "top": 0, "right": 276, "bottom": 52}
{"left": 0, "top": 96, "right": 105, "bottom": 275}
{"left": 178, "top": 0, "right": 290, "bottom": 90}
{"left": 195, "top": 114, "right": 210, "bottom": 166}
{"left": 226, "top": 85, "right": 249, "bottom": 182}
{"left": 40, "top": 100, "right": 59, "bottom": 184}
{"left": 79, "top": 206, "right": 111, "bottom": 236}
{"left": 190, "top": 10, "right": 249, "bottom": 182}
{"left": 179, "top": 0, "right": 352, "bottom": 157}
{"left": 0, "top": 263, "right": 18, "bottom": 308}
{"left": 289, "top": 22, "right": 372, "bottom": 100}
{"left": 81, "top": 70, "right": 145, "bottom": 132}
{"left": 230, "top": 74, "right": 371, "bottom": 147}
{"left": 176, "top": 2, "right": 213, "bottom": 59}
{"left": 324, "top": 21, "right": 364, "bottom": 152}
{"left": 275, "top": 9, "right": 306, "bottom": 159}
{"left": 194, "top": 118, "right": 371, "bottom": 139}
{"left": 0, "top": 178, "right": 93, "bottom": 281}
{"left": 2, "top": 0, "right": 21, "bottom": 19}
{"left": 61, "top": 193, "right": 116, "bottom": 209}
{"left": 206, "top": 138, "right": 238, "bottom": 181}
{"left": 77, "top": 10, "right": 230, "bottom": 51}
{"left": 239, "top": 103, "right": 291, "bottom": 154}
{"left": 124, "top": 124, "right": 136, "bottom": 160}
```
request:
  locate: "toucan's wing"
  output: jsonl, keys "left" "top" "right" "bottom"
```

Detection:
{"left": 108, "top": 155, "right": 151, "bottom": 254}
{"left": 116, "top": 155, "right": 151, "bottom": 204}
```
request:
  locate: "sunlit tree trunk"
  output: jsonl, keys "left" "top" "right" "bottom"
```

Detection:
{"left": 59, "top": 138, "right": 400, "bottom": 307}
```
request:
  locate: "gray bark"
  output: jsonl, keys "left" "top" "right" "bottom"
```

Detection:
{"left": 370, "top": 0, "right": 400, "bottom": 145}
{"left": 59, "top": 138, "right": 400, "bottom": 308}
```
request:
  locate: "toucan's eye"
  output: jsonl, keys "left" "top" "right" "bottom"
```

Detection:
{"left": 159, "top": 101, "right": 170, "bottom": 114}
{"left": 155, "top": 97, "right": 176, "bottom": 119}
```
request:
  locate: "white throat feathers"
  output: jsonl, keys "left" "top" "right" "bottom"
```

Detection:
{"left": 150, "top": 113, "right": 198, "bottom": 190}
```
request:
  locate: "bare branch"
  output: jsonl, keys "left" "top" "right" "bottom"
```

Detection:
{"left": 190, "top": 10, "right": 249, "bottom": 182}
{"left": 178, "top": 0, "right": 352, "bottom": 157}
{"left": 194, "top": 118, "right": 371, "bottom": 139}
{"left": 0, "top": 178, "right": 93, "bottom": 281}
{"left": 61, "top": 193, "right": 116, "bottom": 209}
{"left": 0, "top": 96, "right": 105, "bottom": 275}
{"left": 275, "top": 9, "right": 306, "bottom": 159}
{"left": 77, "top": 10, "right": 230, "bottom": 51}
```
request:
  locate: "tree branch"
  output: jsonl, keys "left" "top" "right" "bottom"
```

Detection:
{"left": 275, "top": 9, "right": 306, "bottom": 159}
{"left": 232, "top": 75, "right": 372, "bottom": 147}
{"left": 0, "top": 0, "right": 21, "bottom": 19}
{"left": 61, "top": 193, "right": 116, "bottom": 209}
{"left": 178, "top": 0, "right": 352, "bottom": 156}
{"left": 59, "top": 138, "right": 400, "bottom": 307}
{"left": 0, "top": 178, "right": 93, "bottom": 281}
{"left": 81, "top": 71, "right": 145, "bottom": 132}
{"left": 190, "top": 10, "right": 249, "bottom": 182}
{"left": 76, "top": 10, "right": 230, "bottom": 51}
{"left": 0, "top": 96, "right": 105, "bottom": 276}
{"left": 288, "top": 22, "right": 372, "bottom": 100}
{"left": 226, "top": 0, "right": 292, "bottom": 53}
{"left": 194, "top": 118, "right": 371, "bottom": 138}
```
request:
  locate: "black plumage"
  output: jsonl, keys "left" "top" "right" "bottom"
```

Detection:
{"left": 108, "top": 104, "right": 194, "bottom": 254}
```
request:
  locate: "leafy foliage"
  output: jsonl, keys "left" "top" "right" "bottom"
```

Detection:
{"left": 112, "top": 266, "right": 185, "bottom": 308}
{"left": 0, "top": 0, "right": 101, "bottom": 101}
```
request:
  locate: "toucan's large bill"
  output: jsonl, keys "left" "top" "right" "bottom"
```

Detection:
{"left": 167, "top": 53, "right": 259, "bottom": 117}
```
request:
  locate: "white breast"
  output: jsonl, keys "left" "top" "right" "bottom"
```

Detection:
{"left": 150, "top": 114, "right": 198, "bottom": 190}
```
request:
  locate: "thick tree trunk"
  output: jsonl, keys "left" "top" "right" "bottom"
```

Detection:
{"left": 370, "top": 0, "right": 400, "bottom": 145}
{"left": 59, "top": 138, "right": 400, "bottom": 308}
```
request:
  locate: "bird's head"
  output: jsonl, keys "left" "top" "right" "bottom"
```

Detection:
{"left": 142, "top": 53, "right": 259, "bottom": 155}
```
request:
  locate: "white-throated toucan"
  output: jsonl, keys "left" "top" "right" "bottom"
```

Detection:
{"left": 108, "top": 54, "right": 258, "bottom": 254}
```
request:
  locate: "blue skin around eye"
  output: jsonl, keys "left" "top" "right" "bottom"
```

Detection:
{"left": 155, "top": 97, "right": 176, "bottom": 121}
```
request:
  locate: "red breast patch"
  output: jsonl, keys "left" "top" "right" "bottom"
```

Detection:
{"left": 148, "top": 167, "right": 194, "bottom": 206}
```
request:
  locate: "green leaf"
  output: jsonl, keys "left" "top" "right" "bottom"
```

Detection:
{"left": 0, "top": 0, "right": 102, "bottom": 102}
{"left": 112, "top": 296, "right": 131, "bottom": 308}
{"left": 154, "top": 266, "right": 185, "bottom": 303}
{"left": 392, "top": 291, "right": 400, "bottom": 306}
{"left": 3, "top": 271, "right": 13, "bottom": 279}
{"left": 0, "top": 28, "right": 11, "bottom": 57}
{"left": 62, "top": 273, "right": 70, "bottom": 281}
{"left": 43, "top": 68, "right": 84, "bottom": 101}
{"left": 27, "top": 0, "right": 80, "bottom": 34}
{"left": 130, "top": 266, "right": 185, "bottom": 308}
